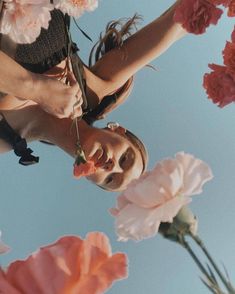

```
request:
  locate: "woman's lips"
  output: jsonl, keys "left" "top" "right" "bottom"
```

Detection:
{"left": 91, "top": 148, "right": 108, "bottom": 168}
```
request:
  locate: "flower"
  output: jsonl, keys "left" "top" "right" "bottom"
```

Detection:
{"left": 110, "top": 152, "right": 213, "bottom": 242}
{"left": 73, "top": 160, "right": 96, "bottom": 178}
{"left": 159, "top": 206, "right": 198, "bottom": 243}
{"left": 0, "top": 233, "right": 128, "bottom": 294}
{"left": 203, "top": 63, "right": 235, "bottom": 107}
{"left": 73, "top": 145, "right": 96, "bottom": 179}
{"left": 223, "top": 41, "right": 235, "bottom": 71}
{"left": 0, "top": 231, "right": 10, "bottom": 255}
{"left": 53, "top": 0, "right": 98, "bottom": 18}
{"left": 227, "top": 0, "right": 235, "bottom": 16}
{"left": 0, "top": 0, "right": 53, "bottom": 44}
{"left": 174, "top": 0, "right": 223, "bottom": 34}
{"left": 231, "top": 26, "right": 235, "bottom": 42}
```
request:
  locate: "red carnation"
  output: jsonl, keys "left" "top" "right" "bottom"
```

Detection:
{"left": 203, "top": 64, "right": 235, "bottom": 107}
{"left": 174, "top": 0, "right": 223, "bottom": 34}
{"left": 73, "top": 160, "right": 96, "bottom": 179}
{"left": 228, "top": 0, "right": 235, "bottom": 16}
{"left": 223, "top": 41, "right": 235, "bottom": 71}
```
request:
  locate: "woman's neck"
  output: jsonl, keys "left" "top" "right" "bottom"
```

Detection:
{"left": 1, "top": 106, "right": 92, "bottom": 158}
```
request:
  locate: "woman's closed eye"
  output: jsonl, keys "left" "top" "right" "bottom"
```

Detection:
{"left": 105, "top": 175, "right": 113, "bottom": 185}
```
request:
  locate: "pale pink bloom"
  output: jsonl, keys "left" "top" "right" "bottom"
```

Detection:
{"left": 174, "top": 0, "right": 223, "bottom": 34}
{"left": 0, "top": 0, "right": 53, "bottom": 44}
{"left": 0, "top": 233, "right": 128, "bottom": 294}
{"left": 0, "top": 232, "right": 10, "bottom": 255}
{"left": 54, "top": 0, "right": 98, "bottom": 18}
{"left": 110, "top": 152, "right": 213, "bottom": 242}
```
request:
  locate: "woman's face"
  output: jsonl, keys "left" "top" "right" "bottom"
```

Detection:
{"left": 83, "top": 128, "right": 144, "bottom": 191}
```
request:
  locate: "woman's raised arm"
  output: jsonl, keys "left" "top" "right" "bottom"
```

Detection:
{"left": 86, "top": 1, "right": 186, "bottom": 97}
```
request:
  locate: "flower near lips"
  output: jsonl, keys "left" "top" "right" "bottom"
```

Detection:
{"left": 203, "top": 64, "right": 235, "bottom": 107}
{"left": 0, "top": 0, "right": 53, "bottom": 44}
{"left": 174, "top": 0, "right": 223, "bottom": 34}
{"left": 73, "top": 146, "right": 96, "bottom": 179}
{"left": 53, "top": 0, "right": 98, "bottom": 18}
{"left": 110, "top": 152, "right": 213, "bottom": 242}
{"left": 0, "top": 233, "right": 128, "bottom": 294}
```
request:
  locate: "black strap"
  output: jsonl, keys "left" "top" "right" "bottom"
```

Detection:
{"left": 0, "top": 115, "right": 39, "bottom": 166}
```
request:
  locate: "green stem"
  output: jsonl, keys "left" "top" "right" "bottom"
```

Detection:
{"left": 179, "top": 236, "right": 216, "bottom": 285}
{"left": 190, "top": 234, "right": 235, "bottom": 294}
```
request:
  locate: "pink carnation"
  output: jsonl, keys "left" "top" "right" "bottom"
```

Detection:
{"left": 203, "top": 64, "right": 235, "bottom": 107}
{"left": 223, "top": 41, "right": 235, "bottom": 71}
{"left": 174, "top": 0, "right": 223, "bottom": 34}
{"left": 0, "top": 233, "right": 128, "bottom": 294}
{"left": 0, "top": 0, "right": 53, "bottom": 44}
{"left": 54, "top": 0, "right": 98, "bottom": 18}
{"left": 110, "top": 152, "right": 213, "bottom": 242}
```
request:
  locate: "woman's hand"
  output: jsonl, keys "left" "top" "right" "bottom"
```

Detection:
{"left": 33, "top": 72, "right": 83, "bottom": 119}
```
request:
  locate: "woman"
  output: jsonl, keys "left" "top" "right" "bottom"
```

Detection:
{"left": 0, "top": 0, "right": 186, "bottom": 120}
{"left": 0, "top": 1, "right": 185, "bottom": 190}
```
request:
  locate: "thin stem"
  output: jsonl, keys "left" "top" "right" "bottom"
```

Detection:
{"left": 190, "top": 234, "right": 235, "bottom": 294}
{"left": 179, "top": 236, "right": 215, "bottom": 285}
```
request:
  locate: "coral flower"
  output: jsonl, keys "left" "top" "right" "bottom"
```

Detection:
{"left": 73, "top": 160, "right": 96, "bottom": 179}
{"left": 110, "top": 152, "right": 213, "bottom": 242}
{"left": 0, "top": 0, "right": 53, "bottom": 44}
{"left": 174, "top": 0, "right": 223, "bottom": 34}
{"left": 203, "top": 64, "right": 235, "bottom": 107}
{"left": 54, "top": 0, "right": 98, "bottom": 18}
{"left": 0, "top": 233, "right": 128, "bottom": 294}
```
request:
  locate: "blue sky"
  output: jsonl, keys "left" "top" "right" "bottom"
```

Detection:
{"left": 0, "top": 1, "right": 235, "bottom": 293}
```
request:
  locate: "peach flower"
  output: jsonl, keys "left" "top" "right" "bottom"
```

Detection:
{"left": 174, "top": 0, "right": 223, "bottom": 34}
{"left": 54, "top": 0, "right": 98, "bottom": 18}
{"left": 0, "top": 233, "right": 128, "bottom": 294}
{"left": 0, "top": 231, "right": 10, "bottom": 255}
{"left": 203, "top": 64, "right": 235, "bottom": 107}
{"left": 0, "top": 0, "right": 53, "bottom": 44}
{"left": 223, "top": 41, "right": 235, "bottom": 71}
{"left": 110, "top": 152, "right": 213, "bottom": 242}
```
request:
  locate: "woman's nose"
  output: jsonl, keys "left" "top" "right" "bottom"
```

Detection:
{"left": 103, "top": 159, "right": 122, "bottom": 173}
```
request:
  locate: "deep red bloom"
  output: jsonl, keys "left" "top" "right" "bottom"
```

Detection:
{"left": 174, "top": 0, "right": 223, "bottom": 34}
{"left": 228, "top": 0, "right": 235, "bottom": 16}
{"left": 231, "top": 26, "right": 235, "bottom": 42}
{"left": 203, "top": 64, "right": 235, "bottom": 107}
{"left": 223, "top": 41, "right": 235, "bottom": 71}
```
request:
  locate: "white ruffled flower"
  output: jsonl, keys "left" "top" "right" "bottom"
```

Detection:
{"left": 53, "top": 0, "right": 98, "bottom": 18}
{"left": 0, "top": 0, "right": 53, "bottom": 44}
{"left": 110, "top": 152, "right": 213, "bottom": 242}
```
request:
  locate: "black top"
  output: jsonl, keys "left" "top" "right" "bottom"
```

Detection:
{"left": 14, "top": 9, "right": 78, "bottom": 74}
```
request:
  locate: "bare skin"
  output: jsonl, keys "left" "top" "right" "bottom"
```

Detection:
{"left": 0, "top": 1, "right": 186, "bottom": 116}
